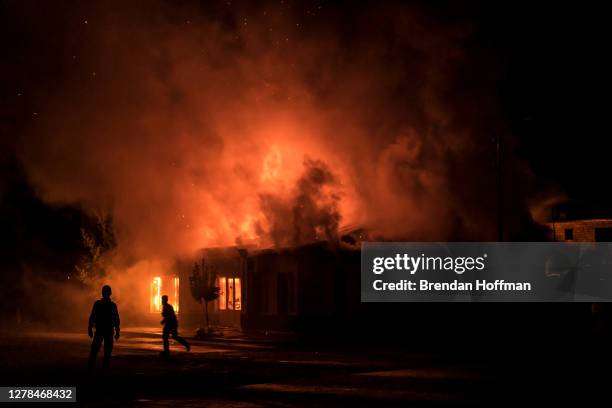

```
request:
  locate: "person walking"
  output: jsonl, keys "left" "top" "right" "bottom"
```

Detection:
{"left": 87, "top": 285, "right": 120, "bottom": 373}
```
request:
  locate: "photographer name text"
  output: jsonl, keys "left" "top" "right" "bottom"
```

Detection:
{"left": 373, "top": 279, "right": 532, "bottom": 292}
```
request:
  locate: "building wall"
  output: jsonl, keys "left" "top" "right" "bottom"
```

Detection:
{"left": 242, "top": 243, "right": 362, "bottom": 332}
{"left": 174, "top": 259, "right": 204, "bottom": 327}
{"left": 243, "top": 250, "right": 298, "bottom": 330}
{"left": 548, "top": 219, "right": 612, "bottom": 241}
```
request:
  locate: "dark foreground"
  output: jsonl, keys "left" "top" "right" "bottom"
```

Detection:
{"left": 0, "top": 326, "right": 608, "bottom": 407}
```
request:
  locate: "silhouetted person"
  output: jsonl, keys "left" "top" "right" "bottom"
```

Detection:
{"left": 160, "top": 295, "right": 190, "bottom": 355}
{"left": 87, "top": 285, "right": 120, "bottom": 373}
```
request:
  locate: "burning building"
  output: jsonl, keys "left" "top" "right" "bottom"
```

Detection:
{"left": 146, "top": 227, "right": 365, "bottom": 332}
{"left": 10, "top": 0, "right": 547, "bottom": 334}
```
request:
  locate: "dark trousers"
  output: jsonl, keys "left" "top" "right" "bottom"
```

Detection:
{"left": 162, "top": 326, "right": 189, "bottom": 352}
{"left": 88, "top": 330, "right": 114, "bottom": 371}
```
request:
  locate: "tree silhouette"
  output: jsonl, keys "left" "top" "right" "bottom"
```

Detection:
{"left": 74, "top": 209, "right": 116, "bottom": 283}
{"left": 189, "top": 259, "right": 220, "bottom": 332}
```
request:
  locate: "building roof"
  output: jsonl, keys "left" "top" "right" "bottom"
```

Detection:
{"left": 548, "top": 200, "right": 612, "bottom": 222}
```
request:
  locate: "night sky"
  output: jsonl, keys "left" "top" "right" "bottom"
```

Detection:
{"left": 0, "top": 1, "right": 608, "bottom": 295}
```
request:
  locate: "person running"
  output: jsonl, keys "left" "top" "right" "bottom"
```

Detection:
{"left": 160, "top": 295, "right": 190, "bottom": 355}
{"left": 87, "top": 285, "right": 120, "bottom": 373}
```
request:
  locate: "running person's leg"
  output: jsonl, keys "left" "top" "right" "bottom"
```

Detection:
{"left": 171, "top": 328, "right": 190, "bottom": 351}
{"left": 162, "top": 326, "right": 170, "bottom": 354}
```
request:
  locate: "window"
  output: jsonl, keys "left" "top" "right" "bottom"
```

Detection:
{"left": 173, "top": 276, "right": 180, "bottom": 313}
{"left": 234, "top": 279, "right": 241, "bottom": 310}
{"left": 564, "top": 228, "right": 574, "bottom": 241}
{"left": 150, "top": 276, "right": 180, "bottom": 313}
{"left": 217, "top": 277, "right": 241, "bottom": 311}
{"left": 595, "top": 228, "right": 612, "bottom": 242}
{"left": 228, "top": 278, "right": 235, "bottom": 310}
{"left": 150, "top": 277, "right": 161, "bottom": 313}
{"left": 218, "top": 277, "right": 226, "bottom": 310}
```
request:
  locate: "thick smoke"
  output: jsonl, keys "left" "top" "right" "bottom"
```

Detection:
{"left": 259, "top": 157, "right": 340, "bottom": 247}
{"left": 18, "top": 0, "right": 530, "bottom": 266}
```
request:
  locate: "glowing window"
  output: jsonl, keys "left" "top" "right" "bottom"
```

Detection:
{"left": 228, "top": 279, "right": 235, "bottom": 310}
{"left": 150, "top": 276, "right": 180, "bottom": 313}
{"left": 234, "top": 279, "right": 241, "bottom": 311}
{"left": 218, "top": 277, "right": 227, "bottom": 310}
{"left": 150, "top": 277, "right": 161, "bottom": 313}
{"left": 174, "top": 276, "right": 180, "bottom": 313}
{"left": 218, "top": 277, "right": 241, "bottom": 311}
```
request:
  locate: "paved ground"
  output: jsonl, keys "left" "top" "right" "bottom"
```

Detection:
{"left": 0, "top": 327, "right": 494, "bottom": 407}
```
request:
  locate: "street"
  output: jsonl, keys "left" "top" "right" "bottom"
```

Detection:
{"left": 0, "top": 327, "right": 491, "bottom": 407}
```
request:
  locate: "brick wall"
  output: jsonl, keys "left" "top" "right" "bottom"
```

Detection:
{"left": 547, "top": 219, "right": 612, "bottom": 242}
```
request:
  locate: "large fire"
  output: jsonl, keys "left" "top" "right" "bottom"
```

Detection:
{"left": 6, "top": 0, "right": 545, "bottom": 338}
{"left": 19, "top": 0, "right": 513, "bottom": 273}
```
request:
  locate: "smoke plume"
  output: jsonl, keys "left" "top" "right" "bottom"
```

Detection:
{"left": 17, "top": 0, "right": 529, "bottom": 265}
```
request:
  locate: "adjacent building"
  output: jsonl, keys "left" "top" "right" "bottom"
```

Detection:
{"left": 546, "top": 201, "right": 612, "bottom": 242}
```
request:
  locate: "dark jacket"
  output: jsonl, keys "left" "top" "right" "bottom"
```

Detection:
{"left": 161, "top": 303, "right": 178, "bottom": 329}
{"left": 89, "top": 298, "right": 120, "bottom": 332}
